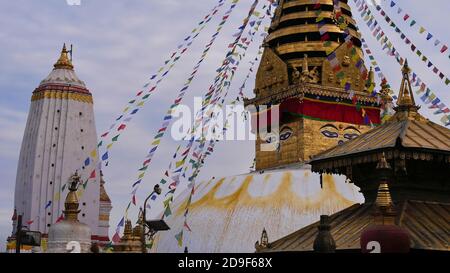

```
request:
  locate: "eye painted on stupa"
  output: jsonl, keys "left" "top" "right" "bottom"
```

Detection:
{"left": 344, "top": 133, "right": 359, "bottom": 140}
{"left": 322, "top": 130, "right": 339, "bottom": 138}
{"left": 320, "top": 124, "right": 339, "bottom": 139}
{"left": 279, "top": 127, "right": 293, "bottom": 141}
{"left": 343, "top": 126, "right": 361, "bottom": 140}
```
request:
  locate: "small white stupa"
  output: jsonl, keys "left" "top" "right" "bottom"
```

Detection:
{"left": 47, "top": 172, "right": 92, "bottom": 253}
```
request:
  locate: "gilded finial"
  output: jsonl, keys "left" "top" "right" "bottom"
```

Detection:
{"left": 374, "top": 153, "right": 396, "bottom": 222}
{"left": 255, "top": 228, "right": 270, "bottom": 251}
{"left": 396, "top": 59, "right": 418, "bottom": 110}
{"left": 54, "top": 43, "right": 74, "bottom": 70}
{"left": 123, "top": 220, "right": 133, "bottom": 239}
{"left": 402, "top": 59, "right": 411, "bottom": 75}
{"left": 375, "top": 182, "right": 393, "bottom": 209}
{"left": 63, "top": 172, "right": 82, "bottom": 221}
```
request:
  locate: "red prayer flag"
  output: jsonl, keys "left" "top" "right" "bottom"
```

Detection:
{"left": 184, "top": 221, "right": 192, "bottom": 232}
{"left": 320, "top": 33, "right": 330, "bottom": 41}
{"left": 101, "top": 132, "right": 109, "bottom": 138}
{"left": 56, "top": 214, "right": 64, "bottom": 223}
{"left": 441, "top": 45, "right": 448, "bottom": 53}
{"left": 112, "top": 232, "right": 121, "bottom": 243}
{"left": 89, "top": 170, "right": 96, "bottom": 179}
{"left": 117, "top": 124, "right": 126, "bottom": 131}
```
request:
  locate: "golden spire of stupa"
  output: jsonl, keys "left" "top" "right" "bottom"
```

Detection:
{"left": 63, "top": 171, "right": 81, "bottom": 221}
{"left": 53, "top": 43, "right": 74, "bottom": 70}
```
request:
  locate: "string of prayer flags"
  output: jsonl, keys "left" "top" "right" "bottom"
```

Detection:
{"left": 129, "top": 0, "right": 242, "bottom": 195}
{"left": 147, "top": 2, "right": 275, "bottom": 248}
{"left": 353, "top": 0, "right": 450, "bottom": 126}
{"left": 112, "top": 0, "right": 258, "bottom": 241}
{"left": 74, "top": 0, "right": 227, "bottom": 199}
{"left": 369, "top": 2, "right": 449, "bottom": 86}
{"left": 381, "top": 0, "right": 449, "bottom": 57}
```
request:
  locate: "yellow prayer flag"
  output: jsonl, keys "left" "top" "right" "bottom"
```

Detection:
{"left": 151, "top": 139, "right": 161, "bottom": 146}
{"left": 176, "top": 160, "right": 185, "bottom": 168}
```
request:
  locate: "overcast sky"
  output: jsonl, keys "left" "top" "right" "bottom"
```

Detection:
{"left": 0, "top": 0, "right": 448, "bottom": 251}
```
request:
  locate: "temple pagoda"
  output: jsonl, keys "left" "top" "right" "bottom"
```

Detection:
{"left": 256, "top": 62, "right": 450, "bottom": 252}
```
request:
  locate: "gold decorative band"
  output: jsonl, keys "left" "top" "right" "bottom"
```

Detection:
{"left": 280, "top": 11, "right": 357, "bottom": 27}
{"left": 98, "top": 215, "right": 110, "bottom": 221}
{"left": 266, "top": 24, "right": 361, "bottom": 42}
{"left": 31, "top": 90, "right": 93, "bottom": 104}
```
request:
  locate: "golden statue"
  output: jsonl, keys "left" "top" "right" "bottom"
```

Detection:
{"left": 308, "top": 67, "right": 320, "bottom": 84}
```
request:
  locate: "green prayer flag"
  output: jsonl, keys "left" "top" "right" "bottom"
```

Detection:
{"left": 164, "top": 205, "right": 172, "bottom": 217}
{"left": 138, "top": 166, "right": 148, "bottom": 171}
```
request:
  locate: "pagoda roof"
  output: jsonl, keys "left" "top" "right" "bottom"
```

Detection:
{"left": 310, "top": 61, "right": 450, "bottom": 171}
{"left": 258, "top": 200, "right": 450, "bottom": 252}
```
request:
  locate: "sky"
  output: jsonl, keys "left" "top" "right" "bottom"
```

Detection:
{"left": 0, "top": 0, "right": 449, "bottom": 251}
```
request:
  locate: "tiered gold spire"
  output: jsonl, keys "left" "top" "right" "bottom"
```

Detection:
{"left": 63, "top": 172, "right": 82, "bottom": 221}
{"left": 395, "top": 60, "right": 420, "bottom": 112}
{"left": 53, "top": 44, "right": 74, "bottom": 70}
{"left": 267, "top": 0, "right": 362, "bottom": 67}
{"left": 373, "top": 153, "right": 396, "bottom": 225}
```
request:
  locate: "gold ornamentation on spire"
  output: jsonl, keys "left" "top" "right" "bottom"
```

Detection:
{"left": 375, "top": 182, "right": 393, "bottom": 209}
{"left": 373, "top": 153, "right": 396, "bottom": 225}
{"left": 395, "top": 60, "right": 419, "bottom": 112}
{"left": 63, "top": 171, "right": 81, "bottom": 221}
{"left": 123, "top": 220, "right": 133, "bottom": 240}
{"left": 54, "top": 44, "right": 74, "bottom": 70}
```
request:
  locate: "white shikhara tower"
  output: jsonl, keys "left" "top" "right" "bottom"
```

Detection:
{"left": 14, "top": 45, "right": 109, "bottom": 242}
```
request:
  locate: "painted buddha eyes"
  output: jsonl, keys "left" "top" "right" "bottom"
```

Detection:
{"left": 279, "top": 127, "right": 293, "bottom": 141}
{"left": 320, "top": 124, "right": 362, "bottom": 142}
{"left": 321, "top": 130, "right": 339, "bottom": 138}
{"left": 264, "top": 127, "right": 293, "bottom": 144}
{"left": 344, "top": 133, "right": 359, "bottom": 140}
